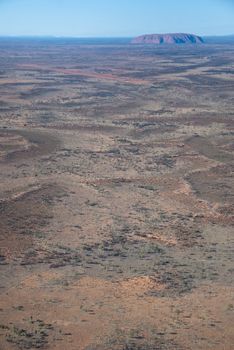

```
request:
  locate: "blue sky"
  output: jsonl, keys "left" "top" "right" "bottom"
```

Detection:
{"left": 0, "top": 0, "right": 233, "bottom": 37}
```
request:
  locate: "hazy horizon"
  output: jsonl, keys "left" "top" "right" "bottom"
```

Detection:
{"left": 0, "top": 33, "right": 234, "bottom": 39}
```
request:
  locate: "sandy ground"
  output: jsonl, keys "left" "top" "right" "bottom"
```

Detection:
{"left": 0, "top": 40, "right": 233, "bottom": 349}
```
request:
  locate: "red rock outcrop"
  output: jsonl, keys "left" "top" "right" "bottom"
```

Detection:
{"left": 132, "top": 33, "right": 204, "bottom": 44}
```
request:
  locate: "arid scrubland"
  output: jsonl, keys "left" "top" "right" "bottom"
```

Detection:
{"left": 0, "top": 39, "right": 233, "bottom": 349}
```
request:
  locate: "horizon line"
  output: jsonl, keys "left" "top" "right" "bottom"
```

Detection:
{"left": 0, "top": 33, "right": 234, "bottom": 39}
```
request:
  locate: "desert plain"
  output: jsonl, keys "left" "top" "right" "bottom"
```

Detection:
{"left": 0, "top": 38, "right": 233, "bottom": 349}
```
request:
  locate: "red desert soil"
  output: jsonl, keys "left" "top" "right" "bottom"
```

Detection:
{"left": 17, "top": 64, "right": 150, "bottom": 86}
{"left": 0, "top": 39, "right": 233, "bottom": 350}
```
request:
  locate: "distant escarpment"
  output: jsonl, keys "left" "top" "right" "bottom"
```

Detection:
{"left": 131, "top": 33, "right": 204, "bottom": 45}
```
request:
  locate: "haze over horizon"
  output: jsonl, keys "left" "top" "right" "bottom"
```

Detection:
{"left": 0, "top": 0, "right": 234, "bottom": 38}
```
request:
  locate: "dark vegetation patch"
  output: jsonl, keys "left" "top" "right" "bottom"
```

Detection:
{"left": 38, "top": 113, "right": 56, "bottom": 124}
{"left": 47, "top": 124, "right": 125, "bottom": 135}
{"left": 0, "top": 129, "right": 60, "bottom": 162}
{"left": 3, "top": 319, "right": 54, "bottom": 349}
{"left": 187, "top": 164, "right": 234, "bottom": 205}
{"left": 86, "top": 327, "right": 181, "bottom": 350}
{"left": 186, "top": 74, "right": 234, "bottom": 87}
{"left": 129, "top": 124, "right": 178, "bottom": 139}
{"left": 186, "top": 135, "right": 233, "bottom": 163}
{"left": 138, "top": 210, "right": 204, "bottom": 247}
{"left": 20, "top": 87, "right": 59, "bottom": 99}
{"left": 20, "top": 222, "right": 219, "bottom": 297}
{"left": 0, "top": 184, "right": 66, "bottom": 260}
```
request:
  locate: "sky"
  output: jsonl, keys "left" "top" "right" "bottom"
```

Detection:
{"left": 0, "top": 0, "right": 234, "bottom": 37}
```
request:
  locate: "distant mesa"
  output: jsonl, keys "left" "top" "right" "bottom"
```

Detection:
{"left": 131, "top": 33, "right": 204, "bottom": 45}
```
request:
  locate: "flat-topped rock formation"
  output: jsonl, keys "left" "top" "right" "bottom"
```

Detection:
{"left": 132, "top": 33, "right": 204, "bottom": 44}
